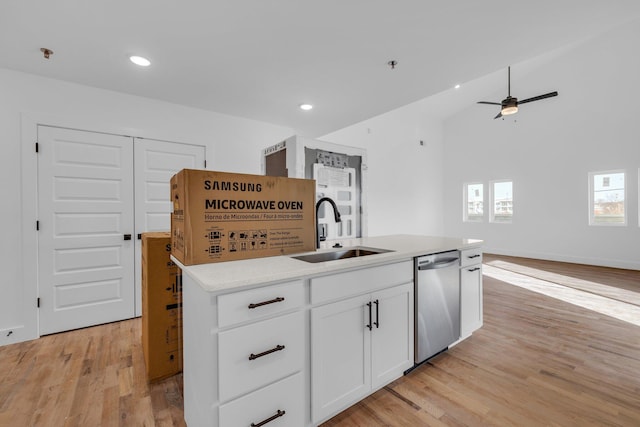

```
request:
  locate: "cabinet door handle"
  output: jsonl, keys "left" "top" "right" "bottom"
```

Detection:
{"left": 248, "top": 344, "right": 285, "bottom": 361}
{"left": 374, "top": 299, "right": 379, "bottom": 328}
{"left": 123, "top": 234, "right": 132, "bottom": 241}
{"left": 250, "top": 409, "right": 285, "bottom": 427}
{"left": 248, "top": 297, "right": 285, "bottom": 309}
{"left": 467, "top": 254, "right": 481, "bottom": 259}
{"left": 366, "top": 302, "right": 372, "bottom": 331}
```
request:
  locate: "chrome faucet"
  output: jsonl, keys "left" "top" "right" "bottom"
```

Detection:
{"left": 315, "top": 197, "right": 341, "bottom": 248}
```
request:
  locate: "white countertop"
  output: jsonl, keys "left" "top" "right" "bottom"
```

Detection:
{"left": 172, "top": 234, "right": 482, "bottom": 294}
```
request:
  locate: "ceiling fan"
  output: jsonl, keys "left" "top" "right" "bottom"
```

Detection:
{"left": 478, "top": 66, "right": 558, "bottom": 119}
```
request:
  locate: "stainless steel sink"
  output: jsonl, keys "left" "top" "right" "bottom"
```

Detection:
{"left": 292, "top": 246, "right": 393, "bottom": 263}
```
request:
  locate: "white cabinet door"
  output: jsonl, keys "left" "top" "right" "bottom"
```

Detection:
{"left": 133, "top": 138, "right": 205, "bottom": 316}
{"left": 371, "top": 283, "right": 414, "bottom": 389}
{"left": 311, "top": 282, "right": 414, "bottom": 424}
{"left": 37, "top": 126, "right": 135, "bottom": 334}
{"left": 311, "top": 294, "right": 371, "bottom": 423}
{"left": 460, "top": 264, "right": 483, "bottom": 338}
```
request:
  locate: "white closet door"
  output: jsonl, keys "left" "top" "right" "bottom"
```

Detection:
{"left": 37, "top": 126, "right": 135, "bottom": 335}
{"left": 133, "top": 138, "right": 205, "bottom": 316}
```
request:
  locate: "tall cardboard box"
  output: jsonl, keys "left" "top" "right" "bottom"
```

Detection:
{"left": 171, "top": 169, "right": 316, "bottom": 265}
{"left": 141, "top": 232, "right": 182, "bottom": 382}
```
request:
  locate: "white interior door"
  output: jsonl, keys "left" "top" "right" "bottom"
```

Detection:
{"left": 37, "top": 126, "right": 135, "bottom": 335}
{"left": 133, "top": 138, "right": 205, "bottom": 316}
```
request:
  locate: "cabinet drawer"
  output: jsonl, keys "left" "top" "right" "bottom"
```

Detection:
{"left": 218, "top": 280, "right": 304, "bottom": 328}
{"left": 460, "top": 248, "right": 482, "bottom": 267}
{"left": 219, "top": 373, "right": 304, "bottom": 427}
{"left": 311, "top": 260, "right": 413, "bottom": 304}
{"left": 218, "top": 310, "right": 304, "bottom": 402}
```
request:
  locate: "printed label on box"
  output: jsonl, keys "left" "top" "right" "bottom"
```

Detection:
{"left": 171, "top": 169, "right": 315, "bottom": 265}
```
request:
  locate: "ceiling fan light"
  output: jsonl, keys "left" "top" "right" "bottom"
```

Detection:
{"left": 129, "top": 55, "right": 151, "bottom": 67}
{"left": 501, "top": 105, "right": 518, "bottom": 115}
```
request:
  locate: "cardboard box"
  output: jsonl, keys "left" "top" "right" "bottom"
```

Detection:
{"left": 141, "top": 232, "right": 183, "bottom": 382}
{"left": 171, "top": 169, "right": 316, "bottom": 265}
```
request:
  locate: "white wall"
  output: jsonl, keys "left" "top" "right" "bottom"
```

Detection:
{"left": 322, "top": 102, "right": 445, "bottom": 237}
{"left": 0, "top": 68, "right": 293, "bottom": 344}
{"left": 442, "top": 20, "right": 640, "bottom": 269}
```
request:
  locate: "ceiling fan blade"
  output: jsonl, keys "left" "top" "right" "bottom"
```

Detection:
{"left": 518, "top": 91, "right": 558, "bottom": 105}
{"left": 477, "top": 101, "right": 502, "bottom": 105}
{"left": 494, "top": 111, "right": 502, "bottom": 119}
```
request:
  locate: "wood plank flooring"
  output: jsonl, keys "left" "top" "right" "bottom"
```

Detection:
{"left": 483, "top": 253, "right": 640, "bottom": 306}
{"left": 324, "top": 256, "right": 640, "bottom": 426}
{"left": 1, "top": 255, "right": 639, "bottom": 426}
{"left": 0, "top": 320, "right": 185, "bottom": 427}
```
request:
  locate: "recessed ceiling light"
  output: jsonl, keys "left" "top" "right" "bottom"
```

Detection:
{"left": 454, "top": 84, "right": 461, "bottom": 89}
{"left": 129, "top": 55, "right": 151, "bottom": 67}
{"left": 299, "top": 104, "right": 313, "bottom": 111}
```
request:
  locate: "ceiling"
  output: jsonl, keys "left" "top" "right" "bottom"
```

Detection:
{"left": 2, "top": 1, "right": 640, "bottom": 137}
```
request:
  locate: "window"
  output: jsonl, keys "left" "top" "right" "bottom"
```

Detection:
{"left": 589, "top": 170, "right": 626, "bottom": 225}
{"left": 491, "top": 180, "right": 513, "bottom": 223}
{"left": 463, "top": 183, "right": 484, "bottom": 222}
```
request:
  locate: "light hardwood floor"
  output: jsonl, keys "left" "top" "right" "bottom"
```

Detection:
{"left": 1, "top": 255, "right": 639, "bottom": 426}
{"left": 0, "top": 319, "right": 185, "bottom": 427}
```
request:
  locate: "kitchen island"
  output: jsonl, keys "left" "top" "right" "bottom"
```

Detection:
{"left": 173, "top": 234, "right": 483, "bottom": 427}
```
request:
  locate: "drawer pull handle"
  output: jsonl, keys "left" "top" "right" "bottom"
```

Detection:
{"left": 248, "top": 297, "right": 285, "bottom": 309}
{"left": 374, "top": 299, "right": 379, "bottom": 328}
{"left": 467, "top": 254, "right": 481, "bottom": 259}
{"left": 248, "top": 344, "right": 285, "bottom": 361}
{"left": 250, "top": 409, "right": 285, "bottom": 427}
{"left": 468, "top": 267, "right": 481, "bottom": 272}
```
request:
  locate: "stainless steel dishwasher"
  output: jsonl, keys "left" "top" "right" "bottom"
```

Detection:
{"left": 414, "top": 250, "right": 460, "bottom": 364}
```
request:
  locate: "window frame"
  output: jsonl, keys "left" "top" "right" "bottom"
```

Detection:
{"left": 588, "top": 169, "right": 627, "bottom": 226}
{"left": 463, "top": 182, "right": 485, "bottom": 222}
{"left": 490, "top": 179, "right": 513, "bottom": 224}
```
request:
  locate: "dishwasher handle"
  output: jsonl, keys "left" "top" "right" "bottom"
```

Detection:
{"left": 417, "top": 257, "right": 459, "bottom": 271}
